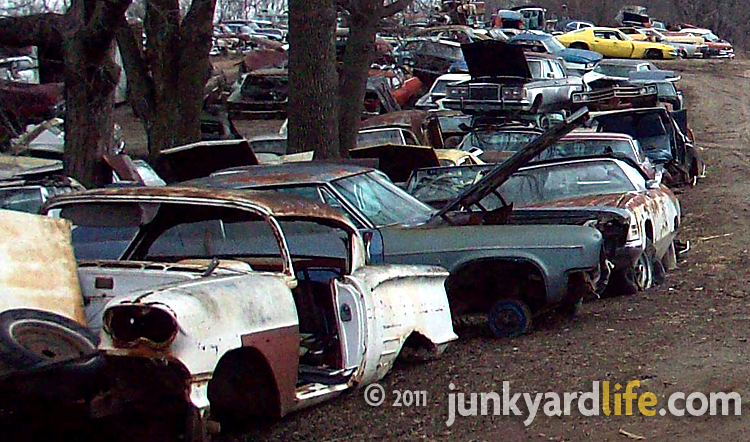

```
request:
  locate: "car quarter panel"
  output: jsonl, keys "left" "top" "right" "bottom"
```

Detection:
{"left": 347, "top": 264, "right": 456, "bottom": 385}
{"left": 378, "top": 224, "right": 603, "bottom": 304}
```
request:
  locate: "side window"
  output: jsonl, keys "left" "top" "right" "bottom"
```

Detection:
{"left": 594, "top": 31, "right": 606, "bottom": 39}
{"left": 550, "top": 61, "right": 565, "bottom": 79}
{"left": 403, "top": 130, "right": 420, "bottom": 146}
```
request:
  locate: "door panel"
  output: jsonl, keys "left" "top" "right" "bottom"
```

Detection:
{"left": 332, "top": 278, "right": 367, "bottom": 370}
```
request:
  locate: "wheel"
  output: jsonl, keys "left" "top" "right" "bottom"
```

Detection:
{"left": 609, "top": 244, "right": 654, "bottom": 296}
{"left": 487, "top": 299, "right": 532, "bottom": 338}
{"left": 570, "top": 42, "right": 589, "bottom": 50}
{"left": 646, "top": 49, "right": 663, "bottom": 60}
{"left": 0, "top": 309, "right": 98, "bottom": 371}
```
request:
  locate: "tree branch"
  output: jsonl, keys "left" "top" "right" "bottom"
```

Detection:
{"left": 380, "top": 0, "right": 411, "bottom": 18}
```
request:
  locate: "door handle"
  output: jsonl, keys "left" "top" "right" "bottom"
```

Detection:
{"left": 340, "top": 303, "right": 352, "bottom": 322}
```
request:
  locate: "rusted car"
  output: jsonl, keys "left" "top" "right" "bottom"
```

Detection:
{"left": 589, "top": 107, "right": 704, "bottom": 186}
{"left": 406, "top": 155, "right": 680, "bottom": 294}
{"left": 443, "top": 40, "right": 584, "bottom": 118}
{"left": 26, "top": 187, "right": 456, "bottom": 439}
{"left": 186, "top": 109, "right": 606, "bottom": 338}
{"left": 227, "top": 68, "right": 288, "bottom": 119}
{"left": 359, "top": 110, "right": 444, "bottom": 148}
{"left": 538, "top": 131, "right": 656, "bottom": 179}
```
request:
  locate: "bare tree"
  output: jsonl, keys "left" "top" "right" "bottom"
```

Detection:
{"left": 117, "top": 0, "right": 217, "bottom": 157}
{"left": 0, "top": 0, "right": 132, "bottom": 187}
{"left": 287, "top": 0, "right": 340, "bottom": 157}
{"left": 337, "top": 0, "right": 411, "bottom": 157}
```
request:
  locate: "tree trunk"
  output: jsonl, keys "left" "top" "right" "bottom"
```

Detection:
{"left": 288, "top": 0, "right": 339, "bottom": 158}
{"left": 338, "top": 5, "right": 379, "bottom": 158}
{"left": 63, "top": 42, "right": 120, "bottom": 188}
{"left": 118, "top": 0, "right": 215, "bottom": 159}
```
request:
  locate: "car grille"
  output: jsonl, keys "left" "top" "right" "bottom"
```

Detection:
{"left": 469, "top": 85, "right": 500, "bottom": 101}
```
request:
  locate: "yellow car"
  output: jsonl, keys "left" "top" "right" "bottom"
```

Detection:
{"left": 557, "top": 27, "right": 677, "bottom": 59}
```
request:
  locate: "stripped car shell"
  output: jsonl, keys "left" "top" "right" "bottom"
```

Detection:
{"left": 41, "top": 187, "right": 456, "bottom": 434}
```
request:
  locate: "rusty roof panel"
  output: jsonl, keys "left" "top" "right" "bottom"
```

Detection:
{"left": 43, "top": 186, "right": 354, "bottom": 227}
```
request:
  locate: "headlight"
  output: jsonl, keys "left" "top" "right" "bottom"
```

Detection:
{"left": 572, "top": 93, "right": 589, "bottom": 103}
{"left": 502, "top": 86, "right": 526, "bottom": 100}
{"left": 104, "top": 305, "right": 178, "bottom": 349}
{"left": 447, "top": 86, "right": 469, "bottom": 99}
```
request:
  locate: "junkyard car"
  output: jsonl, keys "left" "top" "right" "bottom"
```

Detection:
{"left": 557, "top": 27, "right": 678, "bottom": 59}
{"left": 509, "top": 31, "right": 603, "bottom": 74}
{"left": 443, "top": 40, "right": 585, "bottom": 117}
{"left": 538, "top": 131, "right": 656, "bottom": 179}
{"left": 457, "top": 119, "right": 543, "bottom": 163}
{"left": 359, "top": 110, "right": 444, "bottom": 148}
{"left": 405, "top": 155, "right": 680, "bottom": 294}
{"left": 227, "top": 68, "right": 288, "bottom": 119}
{"left": 414, "top": 73, "right": 470, "bottom": 111}
{"left": 590, "top": 107, "right": 704, "bottom": 186}
{"left": 677, "top": 27, "right": 734, "bottom": 59}
{"left": 634, "top": 28, "right": 707, "bottom": 58}
{"left": 30, "top": 187, "right": 456, "bottom": 437}
{"left": 187, "top": 110, "right": 606, "bottom": 338}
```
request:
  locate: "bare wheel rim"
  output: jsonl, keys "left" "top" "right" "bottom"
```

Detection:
{"left": 9, "top": 319, "right": 94, "bottom": 362}
{"left": 634, "top": 253, "right": 652, "bottom": 291}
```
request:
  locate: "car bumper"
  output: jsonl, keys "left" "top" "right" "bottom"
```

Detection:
{"left": 442, "top": 98, "right": 532, "bottom": 113}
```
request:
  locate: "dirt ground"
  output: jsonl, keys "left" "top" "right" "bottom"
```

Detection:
{"left": 116, "top": 57, "right": 750, "bottom": 441}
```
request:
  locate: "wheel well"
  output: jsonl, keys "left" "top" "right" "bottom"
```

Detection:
{"left": 445, "top": 259, "right": 546, "bottom": 315}
{"left": 645, "top": 220, "right": 654, "bottom": 241}
{"left": 208, "top": 347, "right": 281, "bottom": 421}
{"left": 674, "top": 216, "right": 679, "bottom": 230}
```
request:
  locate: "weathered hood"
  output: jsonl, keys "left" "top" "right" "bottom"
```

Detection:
{"left": 434, "top": 107, "right": 589, "bottom": 219}
{"left": 558, "top": 47, "right": 603, "bottom": 64}
{"left": 460, "top": 40, "right": 531, "bottom": 79}
{"left": 520, "top": 193, "right": 632, "bottom": 209}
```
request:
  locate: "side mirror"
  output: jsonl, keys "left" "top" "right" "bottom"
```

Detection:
{"left": 646, "top": 179, "right": 661, "bottom": 190}
{"left": 458, "top": 123, "right": 472, "bottom": 132}
{"left": 362, "top": 231, "right": 373, "bottom": 263}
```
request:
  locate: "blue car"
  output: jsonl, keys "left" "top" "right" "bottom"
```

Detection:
{"left": 510, "top": 31, "right": 602, "bottom": 75}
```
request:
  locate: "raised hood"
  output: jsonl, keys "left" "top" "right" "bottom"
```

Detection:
{"left": 461, "top": 40, "right": 531, "bottom": 79}
{"left": 433, "top": 107, "right": 589, "bottom": 220}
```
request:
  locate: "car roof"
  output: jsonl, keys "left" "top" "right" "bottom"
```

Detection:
{"left": 186, "top": 162, "right": 373, "bottom": 188}
{"left": 43, "top": 185, "right": 354, "bottom": 225}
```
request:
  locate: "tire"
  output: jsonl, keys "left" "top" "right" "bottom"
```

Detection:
{"left": 646, "top": 49, "right": 663, "bottom": 60}
{"left": 570, "top": 42, "right": 589, "bottom": 50}
{"left": 487, "top": 299, "right": 532, "bottom": 338}
{"left": 0, "top": 309, "right": 98, "bottom": 371}
{"left": 611, "top": 242, "right": 654, "bottom": 295}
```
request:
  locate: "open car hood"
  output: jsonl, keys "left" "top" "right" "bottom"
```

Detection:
{"left": 460, "top": 40, "right": 531, "bottom": 79}
{"left": 349, "top": 143, "right": 440, "bottom": 183}
{"left": 154, "top": 139, "right": 259, "bottom": 184}
{"left": 433, "top": 107, "right": 589, "bottom": 220}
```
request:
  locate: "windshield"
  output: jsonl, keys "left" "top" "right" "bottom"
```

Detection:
{"left": 407, "top": 161, "right": 637, "bottom": 209}
{"left": 704, "top": 32, "right": 719, "bottom": 42}
{"left": 431, "top": 79, "right": 452, "bottom": 94}
{"left": 357, "top": 129, "right": 403, "bottom": 147}
{"left": 332, "top": 171, "right": 434, "bottom": 227}
{"left": 538, "top": 138, "right": 635, "bottom": 161}
{"left": 464, "top": 129, "right": 540, "bottom": 154}
{"left": 594, "top": 64, "right": 639, "bottom": 78}
{"left": 545, "top": 37, "right": 566, "bottom": 52}
{"left": 249, "top": 139, "right": 287, "bottom": 155}
{"left": 528, "top": 60, "right": 543, "bottom": 79}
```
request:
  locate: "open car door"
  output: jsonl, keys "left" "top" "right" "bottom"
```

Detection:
{"left": 332, "top": 278, "right": 367, "bottom": 371}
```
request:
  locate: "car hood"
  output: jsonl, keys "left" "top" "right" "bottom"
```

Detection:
{"left": 433, "top": 107, "right": 589, "bottom": 220}
{"left": 460, "top": 40, "right": 531, "bottom": 79}
{"left": 557, "top": 47, "right": 603, "bottom": 64}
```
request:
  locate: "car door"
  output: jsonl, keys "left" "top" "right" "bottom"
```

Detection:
{"left": 332, "top": 278, "right": 367, "bottom": 370}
